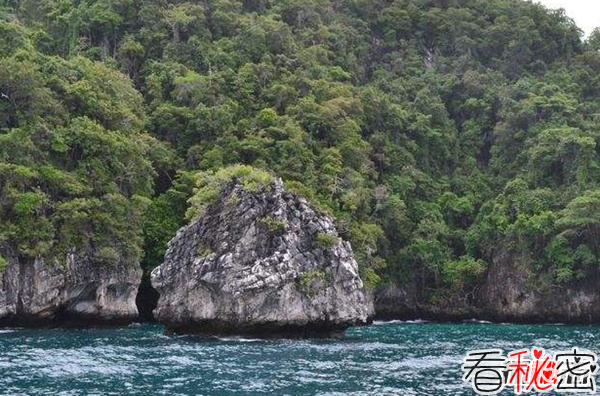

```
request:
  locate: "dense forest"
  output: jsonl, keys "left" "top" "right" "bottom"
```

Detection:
{"left": 1, "top": 0, "right": 600, "bottom": 309}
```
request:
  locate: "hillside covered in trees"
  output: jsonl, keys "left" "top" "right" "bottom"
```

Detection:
{"left": 1, "top": 0, "right": 600, "bottom": 314}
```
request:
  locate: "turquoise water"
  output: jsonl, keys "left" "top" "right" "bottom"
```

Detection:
{"left": 1, "top": 320, "right": 599, "bottom": 395}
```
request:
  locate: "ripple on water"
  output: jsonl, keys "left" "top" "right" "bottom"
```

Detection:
{"left": 1, "top": 322, "right": 600, "bottom": 395}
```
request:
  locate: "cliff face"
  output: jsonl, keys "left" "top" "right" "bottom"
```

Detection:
{"left": 0, "top": 248, "right": 142, "bottom": 325}
{"left": 480, "top": 248, "right": 600, "bottom": 323}
{"left": 373, "top": 282, "right": 421, "bottom": 320}
{"left": 151, "top": 179, "right": 373, "bottom": 335}
{"left": 374, "top": 248, "right": 600, "bottom": 324}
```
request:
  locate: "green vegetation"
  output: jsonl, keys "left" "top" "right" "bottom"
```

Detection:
{"left": 299, "top": 270, "right": 327, "bottom": 286}
{"left": 0, "top": 34, "right": 159, "bottom": 263}
{"left": 258, "top": 215, "right": 287, "bottom": 234}
{"left": 298, "top": 269, "right": 327, "bottom": 296}
{"left": 187, "top": 165, "right": 273, "bottom": 218}
{"left": 442, "top": 256, "right": 487, "bottom": 292}
{"left": 0, "top": 254, "right": 8, "bottom": 280}
{"left": 140, "top": 172, "right": 194, "bottom": 274}
{"left": 360, "top": 267, "right": 381, "bottom": 291}
{"left": 195, "top": 242, "right": 214, "bottom": 258}
{"left": 315, "top": 232, "right": 339, "bottom": 249}
{"left": 1, "top": 0, "right": 600, "bottom": 302}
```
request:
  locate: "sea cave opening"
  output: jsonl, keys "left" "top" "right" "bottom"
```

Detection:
{"left": 136, "top": 275, "right": 159, "bottom": 322}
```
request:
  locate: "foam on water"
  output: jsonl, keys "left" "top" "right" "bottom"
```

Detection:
{"left": 372, "top": 319, "right": 428, "bottom": 325}
{"left": 214, "top": 336, "right": 264, "bottom": 343}
{"left": 461, "top": 319, "right": 492, "bottom": 324}
{"left": 1, "top": 322, "right": 599, "bottom": 395}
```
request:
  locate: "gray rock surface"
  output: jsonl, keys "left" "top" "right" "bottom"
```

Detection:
{"left": 372, "top": 247, "right": 600, "bottom": 324}
{"left": 151, "top": 179, "right": 373, "bottom": 335}
{"left": 481, "top": 248, "right": 600, "bottom": 323}
{"left": 0, "top": 248, "right": 141, "bottom": 325}
{"left": 373, "top": 282, "right": 420, "bottom": 319}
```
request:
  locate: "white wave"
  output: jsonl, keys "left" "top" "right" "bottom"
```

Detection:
{"left": 462, "top": 319, "right": 492, "bottom": 324}
{"left": 373, "top": 319, "right": 428, "bottom": 325}
{"left": 214, "top": 336, "right": 263, "bottom": 342}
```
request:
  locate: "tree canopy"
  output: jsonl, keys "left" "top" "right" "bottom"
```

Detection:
{"left": 1, "top": 0, "right": 600, "bottom": 299}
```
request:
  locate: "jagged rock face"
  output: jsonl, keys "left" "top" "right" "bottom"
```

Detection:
{"left": 372, "top": 248, "right": 600, "bottom": 324}
{"left": 372, "top": 282, "right": 420, "bottom": 320}
{"left": 0, "top": 249, "right": 142, "bottom": 325}
{"left": 480, "top": 248, "right": 600, "bottom": 323}
{"left": 151, "top": 179, "right": 373, "bottom": 335}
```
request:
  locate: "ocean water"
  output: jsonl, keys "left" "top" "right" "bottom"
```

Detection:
{"left": 0, "top": 321, "right": 598, "bottom": 395}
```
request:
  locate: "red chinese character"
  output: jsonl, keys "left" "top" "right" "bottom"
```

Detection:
{"left": 526, "top": 347, "right": 557, "bottom": 392}
{"left": 507, "top": 349, "right": 530, "bottom": 394}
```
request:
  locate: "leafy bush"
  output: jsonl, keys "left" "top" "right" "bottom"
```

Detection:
{"left": 258, "top": 216, "right": 286, "bottom": 234}
{"left": 442, "top": 256, "right": 488, "bottom": 291}
{"left": 299, "top": 269, "right": 326, "bottom": 286}
{"left": 0, "top": 254, "right": 8, "bottom": 280}
{"left": 187, "top": 165, "right": 274, "bottom": 218}
{"left": 361, "top": 267, "right": 381, "bottom": 290}
{"left": 315, "top": 232, "right": 339, "bottom": 249}
{"left": 298, "top": 269, "right": 327, "bottom": 296}
{"left": 95, "top": 246, "right": 120, "bottom": 265}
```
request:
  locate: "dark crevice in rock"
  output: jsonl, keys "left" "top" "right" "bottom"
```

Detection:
{"left": 136, "top": 275, "right": 159, "bottom": 322}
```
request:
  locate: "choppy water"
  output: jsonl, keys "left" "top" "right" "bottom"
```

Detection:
{"left": 1, "top": 321, "right": 599, "bottom": 395}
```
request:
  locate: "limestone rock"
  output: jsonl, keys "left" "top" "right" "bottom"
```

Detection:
{"left": 151, "top": 179, "right": 373, "bottom": 335}
{"left": 0, "top": 248, "right": 141, "bottom": 325}
{"left": 480, "top": 248, "right": 600, "bottom": 323}
{"left": 372, "top": 247, "right": 600, "bottom": 324}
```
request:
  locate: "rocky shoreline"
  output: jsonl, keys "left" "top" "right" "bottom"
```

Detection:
{"left": 0, "top": 248, "right": 142, "bottom": 327}
{"left": 373, "top": 254, "right": 600, "bottom": 325}
{"left": 2, "top": 180, "right": 600, "bottom": 333}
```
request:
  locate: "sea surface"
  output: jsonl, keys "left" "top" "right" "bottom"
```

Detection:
{"left": 0, "top": 320, "right": 598, "bottom": 395}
